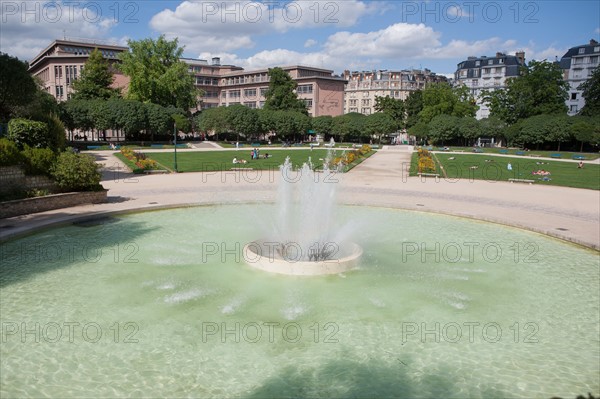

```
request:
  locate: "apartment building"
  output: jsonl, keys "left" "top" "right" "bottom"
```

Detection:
{"left": 182, "top": 60, "right": 346, "bottom": 116}
{"left": 560, "top": 39, "right": 600, "bottom": 116}
{"left": 454, "top": 52, "right": 525, "bottom": 119}
{"left": 29, "top": 39, "right": 346, "bottom": 117}
{"left": 342, "top": 69, "right": 446, "bottom": 115}
{"left": 28, "top": 39, "right": 129, "bottom": 101}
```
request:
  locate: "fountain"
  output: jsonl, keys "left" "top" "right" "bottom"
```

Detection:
{"left": 243, "top": 142, "right": 363, "bottom": 275}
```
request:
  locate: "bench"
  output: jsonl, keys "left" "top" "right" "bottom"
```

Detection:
{"left": 371, "top": 145, "right": 380, "bottom": 149}
{"left": 143, "top": 169, "right": 169, "bottom": 174}
{"left": 472, "top": 148, "right": 484, "bottom": 153}
{"left": 417, "top": 173, "right": 440, "bottom": 178}
{"left": 550, "top": 153, "right": 562, "bottom": 158}
{"left": 508, "top": 178, "right": 534, "bottom": 184}
{"left": 572, "top": 155, "right": 585, "bottom": 160}
{"left": 515, "top": 151, "right": 525, "bottom": 156}
{"left": 529, "top": 154, "right": 541, "bottom": 157}
{"left": 87, "top": 145, "right": 101, "bottom": 150}
{"left": 175, "top": 144, "right": 187, "bottom": 148}
{"left": 251, "top": 143, "right": 261, "bottom": 147}
{"left": 150, "top": 144, "right": 163, "bottom": 149}
{"left": 499, "top": 149, "right": 508, "bottom": 154}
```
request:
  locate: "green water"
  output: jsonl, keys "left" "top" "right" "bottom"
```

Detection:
{"left": 1, "top": 205, "right": 598, "bottom": 398}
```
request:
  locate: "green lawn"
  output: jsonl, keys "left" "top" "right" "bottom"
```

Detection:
{"left": 126, "top": 148, "right": 374, "bottom": 173}
{"left": 411, "top": 153, "right": 600, "bottom": 190}
{"left": 428, "top": 146, "right": 599, "bottom": 160}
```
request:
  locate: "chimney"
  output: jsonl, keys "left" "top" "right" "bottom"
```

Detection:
{"left": 515, "top": 51, "right": 525, "bottom": 65}
{"left": 212, "top": 57, "right": 221, "bottom": 66}
{"left": 590, "top": 39, "right": 599, "bottom": 46}
{"left": 496, "top": 52, "right": 505, "bottom": 58}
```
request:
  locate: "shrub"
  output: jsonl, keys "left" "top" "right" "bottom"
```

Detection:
{"left": 7, "top": 118, "right": 50, "bottom": 149}
{"left": 21, "top": 145, "right": 56, "bottom": 176}
{"left": 0, "top": 138, "right": 23, "bottom": 166}
{"left": 51, "top": 151, "right": 102, "bottom": 191}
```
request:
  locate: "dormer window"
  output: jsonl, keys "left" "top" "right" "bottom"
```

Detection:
{"left": 578, "top": 48, "right": 585, "bottom": 54}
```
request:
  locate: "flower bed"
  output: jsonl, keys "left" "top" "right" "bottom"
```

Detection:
{"left": 120, "top": 147, "right": 159, "bottom": 171}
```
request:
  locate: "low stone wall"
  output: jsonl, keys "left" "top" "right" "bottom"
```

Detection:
{"left": 0, "top": 190, "right": 108, "bottom": 219}
{"left": 0, "top": 165, "right": 57, "bottom": 194}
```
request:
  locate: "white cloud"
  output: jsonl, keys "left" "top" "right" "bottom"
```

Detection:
{"left": 0, "top": 0, "right": 120, "bottom": 61}
{"left": 304, "top": 39, "right": 317, "bottom": 48}
{"left": 149, "top": 0, "right": 381, "bottom": 54}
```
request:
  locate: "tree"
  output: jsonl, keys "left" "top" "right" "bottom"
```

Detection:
{"left": 196, "top": 106, "right": 230, "bottom": 140}
{"left": 272, "top": 111, "right": 310, "bottom": 141}
{"left": 479, "top": 116, "right": 506, "bottom": 143}
{"left": 227, "top": 104, "right": 259, "bottom": 141}
{"left": 408, "top": 121, "right": 429, "bottom": 145}
{"left": 7, "top": 118, "right": 49, "bottom": 148}
{"left": 311, "top": 115, "right": 333, "bottom": 137}
{"left": 570, "top": 116, "right": 600, "bottom": 151}
{"left": 458, "top": 117, "right": 482, "bottom": 146}
{"left": 118, "top": 35, "right": 199, "bottom": 110}
{"left": 427, "top": 115, "right": 460, "bottom": 145}
{"left": 331, "top": 112, "right": 365, "bottom": 143}
{"left": 419, "top": 83, "right": 477, "bottom": 123}
{"left": 578, "top": 66, "right": 600, "bottom": 116}
{"left": 404, "top": 90, "right": 423, "bottom": 128}
{"left": 485, "top": 60, "right": 568, "bottom": 124}
{"left": 71, "top": 49, "right": 119, "bottom": 100}
{"left": 263, "top": 67, "right": 307, "bottom": 115}
{"left": 364, "top": 112, "right": 397, "bottom": 144}
{"left": 0, "top": 53, "right": 38, "bottom": 121}
{"left": 145, "top": 102, "right": 171, "bottom": 141}
{"left": 374, "top": 96, "right": 404, "bottom": 129}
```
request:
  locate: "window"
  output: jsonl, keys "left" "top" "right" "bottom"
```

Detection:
{"left": 260, "top": 87, "right": 268, "bottom": 97}
{"left": 483, "top": 68, "right": 490, "bottom": 75}
{"left": 499, "top": 58, "right": 504, "bottom": 64}
{"left": 361, "top": 99, "right": 370, "bottom": 106}
{"left": 244, "top": 89, "right": 257, "bottom": 97}
{"left": 297, "top": 84, "right": 313, "bottom": 94}
{"left": 570, "top": 105, "right": 578, "bottom": 113}
{"left": 361, "top": 108, "right": 371, "bottom": 115}
{"left": 55, "top": 85, "right": 63, "bottom": 98}
{"left": 579, "top": 48, "right": 585, "bottom": 54}
{"left": 472, "top": 79, "right": 479, "bottom": 86}
{"left": 349, "top": 99, "right": 357, "bottom": 106}
{"left": 54, "top": 65, "right": 62, "bottom": 79}
{"left": 595, "top": 46, "right": 600, "bottom": 53}
{"left": 244, "top": 101, "right": 257, "bottom": 109}
{"left": 475, "top": 61, "right": 480, "bottom": 66}
{"left": 302, "top": 99, "right": 313, "bottom": 108}
{"left": 259, "top": 101, "right": 266, "bottom": 108}
{"left": 460, "top": 70, "right": 467, "bottom": 77}
{"left": 229, "top": 90, "right": 240, "bottom": 98}
{"left": 590, "top": 56, "right": 598, "bottom": 64}
{"left": 488, "top": 59, "right": 493, "bottom": 65}
{"left": 571, "top": 93, "right": 578, "bottom": 100}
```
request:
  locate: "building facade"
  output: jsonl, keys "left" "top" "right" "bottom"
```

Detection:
{"left": 559, "top": 39, "right": 600, "bottom": 116}
{"left": 183, "top": 60, "right": 346, "bottom": 117}
{"left": 29, "top": 39, "right": 345, "bottom": 118}
{"left": 28, "top": 39, "right": 129, "bottom": 101}
{"left": 342, "top": 69, "right": 446, "bottom": 115}
{"left": 454, "top": 51, "right": 525, "bottom": 119}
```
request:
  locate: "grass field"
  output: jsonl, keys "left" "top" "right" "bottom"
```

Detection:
{"left": 117, "top": 148, "right": 374, "bottom": 173}
{"left": 428, "top": 146, "right": 600, "bottom": 160}
{"left": 410, "top": 153, "right": 599, "bottom": 190}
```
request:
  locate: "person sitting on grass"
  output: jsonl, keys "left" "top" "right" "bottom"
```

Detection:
{"left": 578, "top": 161, "right": 584, "bottom": 169}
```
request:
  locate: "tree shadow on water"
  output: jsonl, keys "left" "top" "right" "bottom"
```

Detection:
{"left": 243, "top": 357, "right": 509, "bottom": 399}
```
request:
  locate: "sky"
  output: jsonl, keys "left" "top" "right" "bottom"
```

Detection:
{"left": 1, "top": 0, "right": 599, "bottom": 76}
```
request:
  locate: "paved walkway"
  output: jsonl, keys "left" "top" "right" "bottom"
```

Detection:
{"left": 2, "top": 146, "right": 599, "bottom": 250}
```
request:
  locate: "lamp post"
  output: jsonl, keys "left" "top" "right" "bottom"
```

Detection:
{"left": 173, "top": 119, "right": 178, "bottom": 173}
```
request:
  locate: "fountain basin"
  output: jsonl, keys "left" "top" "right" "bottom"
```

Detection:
{"left": 243, "top": 240, "right": 363, "bottom": 275}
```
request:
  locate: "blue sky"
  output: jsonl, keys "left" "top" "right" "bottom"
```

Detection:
{"left": 1, "top": 1, "right": 599, "bottom": 76}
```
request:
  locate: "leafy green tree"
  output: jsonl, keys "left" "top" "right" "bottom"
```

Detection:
{"left": 0, "top": 53, "right": 38, "bottom": 121}
{"left": 404, "top": 90, "right": 423, "bottom": 128}
{"left": 118, "top": 35, "right": 198, "bottom": 110}
{"left": 71, "top": 49, "right": 119, "bottom": 100}
{"left": 263, "top": 67, "right": 307, "bottom": 115}
{"left": 578, "top": 66, "right": 600, "bottom": 116}
{"left": 331, "top": 112, "right": 365, "bottom": 143}
{"left": 479, "top": 116, "right": 506, "bottom": 143}
{"left": 374, "top": 96, "right": 404, "bottom": 129}
{"left": 485, "top": 60, "right": 568, "bottom": 124}
{"left": 227, "top": 104, "right": 259, "bottom": 141}
{"left": 364, "top": 112, "right": 397, "bottom": 144}
{"left": 510, "top": 114, "right": 569, "bottom": 149}
{"left": 196, "top": 106, "right": 230, "bottom": 140}
{"left": 311, "top": 115, "right": 333, "bottom": 137}
{"left": 408, "top": 121, "right": 429, "bottom": 145}
{"left": 272, "top": 111, "right": 310, "bottom": 141}
{"left": 419, "top": 83, "right": 477, "bottom": 123}
{"left": 570, "top": 116, "right": 600, "bottom": 151}
{"left": 458, "top": 117, "right": 482, "bottom": 146}
{"left": 427, "top": 114, "right": 460, "bottom": 145}
{"left": 546, "top": 114, "right": 572, "bottom": 151}
{"left": 145, "top": 102, "right": 171, "bottom": 140}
